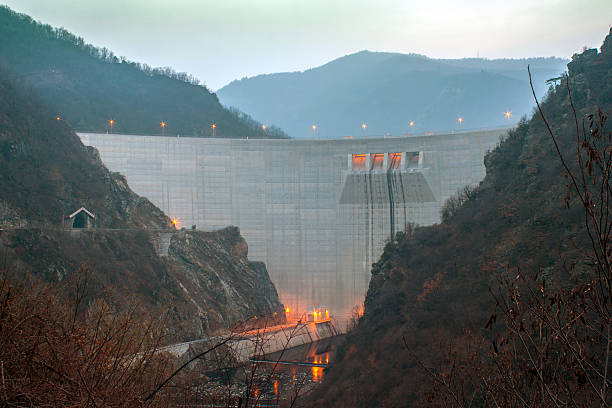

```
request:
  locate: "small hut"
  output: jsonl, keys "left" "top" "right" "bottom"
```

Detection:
{"left": 67, "top": 207, "right": 95, "bottom": 229}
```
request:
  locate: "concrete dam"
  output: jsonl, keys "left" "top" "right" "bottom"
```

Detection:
{"left": 79, "top": 129, "right": 506, "bottom": 324}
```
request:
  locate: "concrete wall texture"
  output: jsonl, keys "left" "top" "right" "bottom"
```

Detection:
{"left": 79, "top": 129, "right": 506, "bottom": 324}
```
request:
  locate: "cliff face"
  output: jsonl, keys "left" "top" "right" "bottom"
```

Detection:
{"left": 166, "top": 227, "right": 283, "bottom": 333}
{"left": 0, "top": 67, "right": 284, "bottom": 341}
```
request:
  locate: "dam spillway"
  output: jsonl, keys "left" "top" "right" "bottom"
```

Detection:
{"left": 78, "top": 129, "right": 505, "bottom": 324}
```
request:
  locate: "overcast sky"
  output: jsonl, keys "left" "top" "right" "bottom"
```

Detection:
{"left": 4, "top": 0, "right": 611, "bottom": 90}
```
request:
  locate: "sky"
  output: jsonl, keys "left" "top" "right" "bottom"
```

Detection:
{"left": 3, "top": 0, "right": 611, "bottom": 90}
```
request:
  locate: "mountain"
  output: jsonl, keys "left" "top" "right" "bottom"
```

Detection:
{"left": 0, "top": 67, "right": 284, "bottom": 340}
{"left": 0, "top": 6, "right": 287, "bottom": 139}
{"left": 305, "top": 30, "right": 612, "bottom": 407}
{"left": 217, "top": 51, "right": 567, "bottom": 139}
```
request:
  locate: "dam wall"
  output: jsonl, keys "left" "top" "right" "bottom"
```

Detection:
{"left": 79, "top": 130, "right": 506, "bottom": 324}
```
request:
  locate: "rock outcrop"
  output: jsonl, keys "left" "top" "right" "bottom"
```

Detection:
{"left": 168, "top": 227, "right": 281, "bottom": 330}
{"left": 1, "top": 226, "right": 284, "bottom": 340}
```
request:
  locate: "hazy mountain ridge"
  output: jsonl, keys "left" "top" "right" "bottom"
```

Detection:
{"left": 218, "top": 50, "right": 567, "bottom": 138}
{"left": 303, "top": 30, "right": 612, "bottom": 407}
{"left": 0, "top": 6, "right": 287, "bottom": 138}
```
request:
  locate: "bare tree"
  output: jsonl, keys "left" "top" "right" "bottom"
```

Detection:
{"left": 0, "top": 267, "right": 175, "bottom": 407}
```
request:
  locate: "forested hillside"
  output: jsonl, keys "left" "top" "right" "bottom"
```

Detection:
{"left": 0, "top": 66, "right": 169, "bottom": 229}
{"left": 306, "top": 30, "right": 612, "bottom": 407}
{"left": 0, "top": 6, "right": 287, "bottom": 138}
{"left": 218, "top": 50, "right": 566, "bottom": 139}
{"left": 0, "top": 67, "right": 284, "bottom": 340}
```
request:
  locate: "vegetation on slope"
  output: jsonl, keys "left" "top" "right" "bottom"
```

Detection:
{"left": 0, "top": 6, "right": 287, "bottom": 138}
{"left": 306, "top": 29, "right": 612, "bottom": 407}
{"left": 218, "top": 50, "right": 566, "bottom": 139}
{"left": 0, "top": 271, "right": 176, "bottom": 407}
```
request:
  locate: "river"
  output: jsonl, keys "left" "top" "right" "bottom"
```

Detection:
{"left": 195, "top": 336, "right": 342, "bottom": 407}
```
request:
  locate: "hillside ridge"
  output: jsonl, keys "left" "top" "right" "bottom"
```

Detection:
{"left": 0, "top": 5, "right": 287, "bottom": 138}
{"left": 218, "top": 49, "right": 567, "bottom": 139}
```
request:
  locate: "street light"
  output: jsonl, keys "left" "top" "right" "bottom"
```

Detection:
{"left": 56, "top": 116, "right": 61, "bottom": 121}
{"left": 312, "top": 124, "right": 317, "bottom": 139}
{"left": 109, "top": 119, "right": 114, "bottom": 134}
{"left": 160, "top": 121, "right": 166, "bottom": 136}
{"left": 504, "top": 110, "right": 512, "bottom": 120}
{"left": 409, "top": 120, "right": 415, "bottom": 128}
{"left": 458, "top": 117, "right": 463, "bottom": 127}
{"left": 211, "top": 123, "right": 216, "bottom": 137}
{"left": 361, "top": 123, "right": 366, "bottom": 137}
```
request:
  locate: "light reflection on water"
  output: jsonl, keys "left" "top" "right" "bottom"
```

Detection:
{"left": 201, "top": 337, "right": 341, "bottom": 406}
{"left": 265, "top": 337, "right": 338, "bottom": 397}
{"left": 308, "top": 351, "right": 329, "bottom": 383}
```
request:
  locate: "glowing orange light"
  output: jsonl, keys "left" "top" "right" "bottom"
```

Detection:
{"left": 211, "top": 123, "right": 216, "bottom": 129}
{"left": 361, "top": 123, "right": 366, "bottom": 130}
{"left": 170, "top": 217, "right": 178, "bottom": 227}
{"left": 56, "top": 116, "right": 61, "bottom": 121}
{"left": 109, "top": 119, "right": 114, "bottom": 126}
{"left": 312, "top": 366, "right": 321, "bottom": 382}
{"left": 262, "top": 124, "right": 267, "bottom": 131}
{"left": 160, "top": 121, "right": 166, "bottom": 128}
{"left": 409, "top": 121, "right": 414, "bottom": 127}
{"left": 458, "top": 117, "right": 463, "bottom": 125}
{"left": 504, "top": 111, "right": 512, "bottom": 119}
{"left": 285, "top": 307, "right": 290, "bottom": 313}
{"left": 352, "top": 154, "right": 366, "bottom": 170}
{"left": 312, "top": 124, "right": 317, "bottom": 131}
{"left": 273, "top": 379, "right": 278, "bottom": 395}
{"left": 325, "top": 309, "right": 329, "bottom": 319}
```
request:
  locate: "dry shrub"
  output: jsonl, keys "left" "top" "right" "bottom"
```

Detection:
{"left": 440, "top": 184, "right": 478, "bottom": 223}
{"left": 417, "top": 71, "right": 612, "bottom": 407}
{"left": 0, "top": 268, "right": 173, "bottom": 407}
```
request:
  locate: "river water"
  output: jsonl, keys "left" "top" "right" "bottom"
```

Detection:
{"left": 196, "top": 336, "right": 341, "bottom": 407}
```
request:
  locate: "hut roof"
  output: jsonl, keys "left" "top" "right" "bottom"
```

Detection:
{"left": 68, "top": 207, "right": 95, "bottom": 219}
